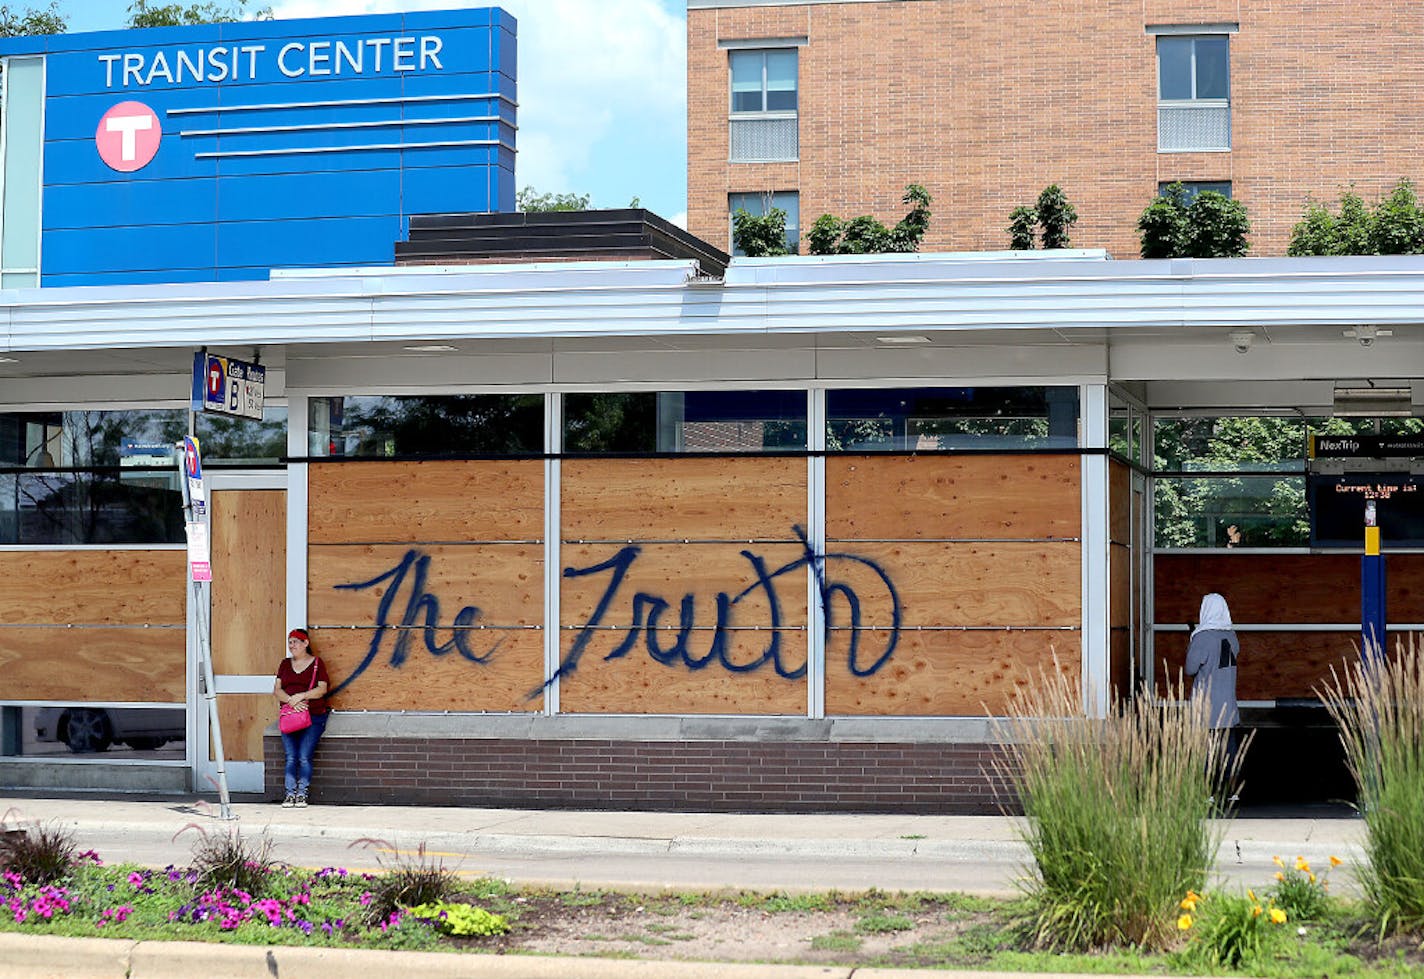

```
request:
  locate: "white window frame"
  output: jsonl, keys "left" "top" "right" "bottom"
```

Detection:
{"left": 1152, "top": 28, "right": 1233, "bottom": 153}
{"left": 725, "top": 44, "right": 800, "bottom": 163}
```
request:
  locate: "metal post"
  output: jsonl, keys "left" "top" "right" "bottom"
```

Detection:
{"left": 1361, "top": 499, "right": 1387, "bottom": 664}
{"left": 177, "top": 434, "right": 234, "bottom": 821}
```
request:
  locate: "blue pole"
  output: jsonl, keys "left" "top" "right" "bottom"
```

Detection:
{"left": 1361, "top": 500, "right": 1386, "bottom": 663}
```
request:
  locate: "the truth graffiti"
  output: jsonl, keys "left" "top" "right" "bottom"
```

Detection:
{"left": 327, "top": 526, "right": 900, "bottom": 696}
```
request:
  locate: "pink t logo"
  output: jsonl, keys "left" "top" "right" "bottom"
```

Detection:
{"left": 96, "top": 101, "right": 162, "bottom": 172}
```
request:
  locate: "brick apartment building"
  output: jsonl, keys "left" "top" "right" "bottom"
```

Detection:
{"left": 687, "top": 0, "right": 1424, "bottom": 258}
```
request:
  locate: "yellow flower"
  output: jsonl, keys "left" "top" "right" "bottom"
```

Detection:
{"left": 1178, "top": 914, "right": 1194, "bottom": 931}
{"left": 1180, "top": 897, "right": 1197, "bottom": 911}
{"left": 1247, "top": 889, "right": 1257, "bottom": 902}
{"left": 1296, "top": 856, "right": 1310, "bottom": 873}
{"left": 1330, "top": 855, "right": 1343, "bottom": 867}
{"left": 1309, "top": 873, "right": 1317, "bottom": 884}
{"left": 1273, "top": 856, "right": 1285, "bottom": 867}
{"left": 1270, "top": 908, "right": 1288, "bottom": 924}
{"left": 1274, "top": 872, "right": 1284, "bottom": 881}
{"left": 1252, "top": 905, "right": 1263, "bottom": 917}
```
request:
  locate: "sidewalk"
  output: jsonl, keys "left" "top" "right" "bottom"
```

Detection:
{"left": 0, "top": 794, "right": 1365, "bottom": 894}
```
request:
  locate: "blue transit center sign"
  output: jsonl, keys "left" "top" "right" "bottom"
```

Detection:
{"left": 0, "top": 7, "right": 516, "bottom": 286}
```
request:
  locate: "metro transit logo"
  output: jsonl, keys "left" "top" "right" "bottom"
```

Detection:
{"left": 96, "top": 101, "right": 161, "bottom": 172}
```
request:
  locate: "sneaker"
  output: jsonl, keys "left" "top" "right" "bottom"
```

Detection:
{"left": 281, "top": 794, "right": 296, "bottom": 808}
{"left": 293, "top": 794, "right": 308, "bottom": 808}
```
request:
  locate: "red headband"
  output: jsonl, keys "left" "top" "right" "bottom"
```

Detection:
{"left": 288, "top": 629, "right": 309, "bottom": 643}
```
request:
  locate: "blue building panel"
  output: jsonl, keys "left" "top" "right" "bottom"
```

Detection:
{"left": 0, "top": 7, "right": 516, "bottom": 286}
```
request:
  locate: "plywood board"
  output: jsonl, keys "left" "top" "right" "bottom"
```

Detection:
{"left": 310, "top": 544, "right": 542, "bottom": 628}
{"left": 826, "top": 630, "right": 1080, "bottom": 716}
{"left": 559, "top": 541, "right": 809, "bottom": 633}
{"left": 1155, "top": 630, "right": 1358, "bottom": 701}
{"left": 213, "top": 694, "right": 275, "bottom": 763}
{"left": 826, "top": 455, "right": 1080, "bottom": 540}
{"left": 562, "top": 458, "right": 807, "bottom": 542}
{"left": 1155, "top": 554, "right": 1424, "bottom": 624}
{"left": 556, "top": 630, "right": 808, "bottom": 715}
{"left": 0, "top": 627, "right": 185, "bottom": 702}
{"left": 309, "top": 461, "right": 543, "bottom": 544}
{"left": 309, "top": 626, "right": 543, "bottom": 712}
{"left": 1110, "top": 461, "right": 1131, "bottom": 545}
{"left": 1110, "top": 543, "right": 1130, "bottom": 629}
{"left": 1109, "top": 630, "right": 1132, "bottom": 703}
{"left": 809, "top": 541, "right": 1079, "bottom": 628}
{"left": 0, "top": 550, "right": 185, "bottom": 626}
{"left": 211, "top": 490, "right": 287, "bottom": 676}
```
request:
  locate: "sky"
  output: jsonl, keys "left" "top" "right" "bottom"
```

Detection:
{"left": 61, "top": 0, "right": 690, "bottom": 225}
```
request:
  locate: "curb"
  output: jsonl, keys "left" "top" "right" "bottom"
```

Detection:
{"left": 0, "top": 933, "right": 1185, "bottom": 979}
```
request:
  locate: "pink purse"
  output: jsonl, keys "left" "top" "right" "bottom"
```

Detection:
{"left": 278, "top": 660, "right": 319, "bottom": 734}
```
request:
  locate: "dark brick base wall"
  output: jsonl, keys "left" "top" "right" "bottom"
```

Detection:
{"left": 264, "top": 736, "right": 1016, "bottom": 813}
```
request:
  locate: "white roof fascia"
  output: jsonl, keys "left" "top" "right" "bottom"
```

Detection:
{"left": 3, "top": 254, "right": 1424, "bottom": 354}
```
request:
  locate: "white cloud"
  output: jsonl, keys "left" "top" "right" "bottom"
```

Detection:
{"left": 271, "top": 0, "right": 686, "bottom": 200}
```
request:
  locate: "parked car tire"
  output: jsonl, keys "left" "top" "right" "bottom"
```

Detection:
{"left": 62, "top": 708, "right": 113, "bottom": 754}
{"left": 122, "top": 736, "right": 166, "bottom": 750}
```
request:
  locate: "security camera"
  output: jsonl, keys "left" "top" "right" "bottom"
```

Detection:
{"left": 1228, "top": 330, "right": 1254, "bottom": 354}
{"left": 1355, "top": 324, "right": 1378, "bottom": 347}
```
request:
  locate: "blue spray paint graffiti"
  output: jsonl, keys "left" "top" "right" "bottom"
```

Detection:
{"left": 328, "top": 526, "right": 900, "bottom": 697}
{"left": 327, "top": 549, "right": 504, "bottom": 696}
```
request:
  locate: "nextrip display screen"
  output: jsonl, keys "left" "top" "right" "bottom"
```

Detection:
{"left": 1308, "top": 473, "right": 1424, "bottom": 548}
{"left": 0, "top": 7, "right": 515, "bottom": 285}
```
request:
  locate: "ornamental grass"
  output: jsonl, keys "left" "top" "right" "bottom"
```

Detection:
{"left": 995, "top": 665, "right": 1237, "bottom": 951}
{"left": 1321, "top": 634, "right": 1424, "bottom": 935}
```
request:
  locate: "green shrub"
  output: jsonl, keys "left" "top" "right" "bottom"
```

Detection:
{"left": 731, "top": 207, "right": 790, "bottom": 257}
{"left": 176, "top": 824, "right": 280, "bottom": 898}
{"left": 1268, "top": 854, "right": 1339, "bottom": 921}
{"left": 406, "top": 901, "right": 509, "bottom": 937}
{"left": 0, "top": 815, "right": 77, "bottom": 886}
{"left": 1322, "top": 635, "right": 1424, "bottom": 934}
{"left": 1176, "top": 888, "right": 1289, "bottom": 969}
{"left": 349, "top": 839, "right": 457, "bottom": 926}
{"left": 996, "top": 666, "right": 1236, "bottom": 951}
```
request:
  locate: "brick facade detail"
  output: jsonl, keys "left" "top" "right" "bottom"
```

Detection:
{"left": 689, "top": 0, "right": 1424, "bottom": 258}
{"left": 265, "top": 736, "right": 1016, "bottom": 814}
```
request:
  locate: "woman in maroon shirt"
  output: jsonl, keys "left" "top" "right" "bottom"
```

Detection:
{"left": 273, "top": 628, "right": 329, "bottom": 808}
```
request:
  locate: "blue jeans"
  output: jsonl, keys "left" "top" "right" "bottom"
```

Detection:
{"left": 281, "top": 711, "right": 328, "bottom": 795}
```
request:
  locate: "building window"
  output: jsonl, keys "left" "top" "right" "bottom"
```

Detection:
{"left": 1158, "top": 181, "right": 1231, "bottom": 202}
{"left": 564, "top": 391, "right": 807, "bottom": 454}
{"left": 308, "top": 395, "right": 543, "bottom": 458}
{"left": 728, "top": 48, "right": 797, "bottom": 163}
{"left": 826, "top": 387, "right": 1080, "bottom": 452}
{"left": 729, "top": 191, "right": 799, "bottom": 255}
{"left": 1156, "top": 35, "right": 1230, "bottom": 152}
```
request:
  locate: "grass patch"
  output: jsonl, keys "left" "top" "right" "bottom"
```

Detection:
{"left": 1323, "top": 635, "right": 1424, "bottom": 937}
{"left": 856, "top": 911, "right": 916, "bottom": 933}
{"left": 738, "top": 891, "right": 833, "bottom": 912}
{"left": 996, "top": 665, "right": 1235, "bottom": 951}
{"left": 810, "top": 930, "right": 862, "bottom": 952}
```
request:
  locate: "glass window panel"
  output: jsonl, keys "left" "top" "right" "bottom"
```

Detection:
{"left": 196, "top": 406, "right": 288, "bottom": 464}
{"left": 764, "top": 49, "right": 797, "bottom": 111}
{"left": 1157, "top": 37, "right": 1193, "bottom": 100}
{"left": 0, "top": 470, "right": 184, "bottom": 544}
{"left": 729, "top": 51, "right": 764, "bottom": 113}
{"left": 565, "top": 391, "right": 807, "bottom": 453}
{"left": 827, "top": 387, "right": 1079, "bottom": 451}
{"left": 1, "top": 58, "right": 44, "bottom": 274}
{"left": 1155, "top": 474, "right": 1307, "bottom": 548}
{"left": 307, "top": 395, "right": 542, "bottom": 458}
{"left": 3, "top": 705, "right": 185, "bottom": 758}
{"left": 1194, "top": 36, "right": 1230, "bottom": 99}
{"left": 0, "top": 409, "right": 185, "bottom": 468}
{"left": 729, "top": 191, "right": 800, "bottom": 256}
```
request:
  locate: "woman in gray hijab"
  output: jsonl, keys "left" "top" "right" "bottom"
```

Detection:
{"left": 1186, "top": 592, "right": 1242, "bottom": 798}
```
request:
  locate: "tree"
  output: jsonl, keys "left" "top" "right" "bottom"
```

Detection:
{"left": 1136, "top": 183, "right": 1249, "bottom": 258}
{"left": 1035, "top": 184, "right": 1078, "bottom": 249}
{"left": 1004, "top": 186, "right": 1079, "bottom": 249}
{"left": 731, "top": 206, "right": 789, "bottom": 257}
{"left": 0, "top": 2, "right": 64, "bottom": 35}
{"left": 806, "top": 184, "right": 932, "bottom": 255}
{"left": 1006, "top": 205, "right": 1037, "bottom": 250}
{"left": 1288, "top": 179, "right": 1424, "bottom": 256}
{"left": 127, "top": 0, "right": 270, "bottom": 27}
{"left": 515, "top": 187, "right": 591, "bottom": 212}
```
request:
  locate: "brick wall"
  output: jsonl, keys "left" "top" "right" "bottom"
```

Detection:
{"left": 265, "top": 735, "right": 1016, "bottom": 814}
{"left": 689, "top": 0, "right": 1424, "bottom": 258}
